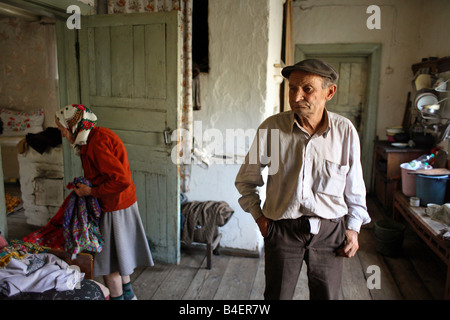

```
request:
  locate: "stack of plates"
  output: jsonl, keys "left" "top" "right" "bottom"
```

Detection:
{"left": 386, "top": 126, "right": 403, "bottom": 142}
{"left": 415, "top": 92, "right": 439, "bottom": 112}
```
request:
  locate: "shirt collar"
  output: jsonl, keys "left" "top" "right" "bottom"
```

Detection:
{"left": 290, "top": 108, "right": 331, "bottom": 137}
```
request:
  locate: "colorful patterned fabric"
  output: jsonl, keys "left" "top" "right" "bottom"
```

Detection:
{"left": 23, "top": 177, "right": 104, "bottom": 259}
{"left": 22, "top": 195, "right": 68, "bottom": 251}
{"left": 63, "top": 177, "right": 104, "bottom": 259}
{"left": 0, "top": 240, "right": 48, "bottom": 268}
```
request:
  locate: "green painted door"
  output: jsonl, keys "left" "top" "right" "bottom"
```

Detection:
{"left": 78, "top": 12, "right": 182, "bottom": 264}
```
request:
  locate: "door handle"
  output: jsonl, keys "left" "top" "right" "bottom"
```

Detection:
{"left": 163, "top": 127, "right": 173, "bottom": 145}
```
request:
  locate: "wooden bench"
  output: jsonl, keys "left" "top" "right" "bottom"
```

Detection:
{"left": 48, "top": 249, "right": 94, "bottom": 279}
{"left": 393, "top": 191, "right": 450, "bottom": 299}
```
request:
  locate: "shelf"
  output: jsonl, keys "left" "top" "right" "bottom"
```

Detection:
{"left": 412, "top": 56, "right": 450, "bottom": 75}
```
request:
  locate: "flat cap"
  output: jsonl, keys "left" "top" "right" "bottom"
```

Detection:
{"left": 282, "top": 58, "right": 339, "bottom": 83}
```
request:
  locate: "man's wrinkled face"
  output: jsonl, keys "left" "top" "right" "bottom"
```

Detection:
{"left": 288, "top": 70, "right": 336, "bottom": 119}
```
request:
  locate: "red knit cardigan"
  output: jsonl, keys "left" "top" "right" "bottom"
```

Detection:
{"left": 79, "top": 127, "right": 137, "bottom": 212}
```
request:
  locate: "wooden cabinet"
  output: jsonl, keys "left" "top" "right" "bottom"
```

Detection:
{"left": 372, "top": 141, "right": 428, "bottom": 211}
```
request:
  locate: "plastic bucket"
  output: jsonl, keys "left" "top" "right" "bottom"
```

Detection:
{"left": 400, "top": 163, "right": 417, "bottom": 196}
{"left": 415, "top": 174, "right": 449, "bottom": 206}
{"left": 374, "top": 219, "right": 405, "bottom": 257}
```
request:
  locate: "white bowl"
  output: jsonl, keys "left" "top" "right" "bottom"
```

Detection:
{"left": 386, "top": 127, "right": 404, "bottom": 136}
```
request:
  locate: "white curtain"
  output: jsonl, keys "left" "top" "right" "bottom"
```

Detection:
{"left": 107, "top": 0, "right": 193, "bottom": 192}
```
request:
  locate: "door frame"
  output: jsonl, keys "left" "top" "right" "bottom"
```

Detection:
{"left": 0, "top": 0, "right": 94, "bottom": 238}
{"left": 55, "top": 19, "right": 84, "bottom": 188}
{"left": 295, "top": 43, "right": 381, "bottom": 190}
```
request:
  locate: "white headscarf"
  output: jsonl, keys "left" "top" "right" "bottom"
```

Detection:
{"left": 55, "top": 104, "right": 97, "bottom": 153}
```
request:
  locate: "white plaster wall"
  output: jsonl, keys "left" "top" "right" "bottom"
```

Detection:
{"left": 185, "top": 0, "right": 284, "bottom": 253}
{"left": 0, "top": 18, "right": 58, "bottom": 129}
{"left": 267, "top": 0, "right": 285, "bottom": 117}
{"left": 291, "top": 0, "right": 450, "bottom": 140}
{"left": 186, "top": 164, "right": 266, "bottom": 252}
{"left": 417, "top": 0, "right": 450, "bottom": 58}
{"left": 196, "top": 0, "right": 271, "bottom": 135}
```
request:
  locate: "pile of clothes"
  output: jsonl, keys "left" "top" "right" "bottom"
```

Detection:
{"left": 0, "top": 249, "right": 83, "bottom": 297}
{"left": 0, "top": 237, "right": 82, "bottom": 297}
{"left": 0, "top": 236, "right": 105, "bottom": 300}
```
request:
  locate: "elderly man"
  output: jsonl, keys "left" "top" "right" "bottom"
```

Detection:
{"left": 235, "top": 59, "right": 370, "bottom": 300}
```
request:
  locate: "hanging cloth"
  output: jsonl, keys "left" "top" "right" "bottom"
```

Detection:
{"left": 22, "top": 199, "right": 67, "bottom": 251}
{"left": 181, "top": 201, "right": 234, "bottom": 245}
{"left": 193, "top": 63, "right": 201, "bottom": 110}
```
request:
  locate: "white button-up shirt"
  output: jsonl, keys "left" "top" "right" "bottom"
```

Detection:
{"left": 235, "top": 109, "right": 371, "bottom": 232}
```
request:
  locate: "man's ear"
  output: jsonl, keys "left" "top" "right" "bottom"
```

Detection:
{"left": 326, "top": 84, "right": 337, "bottom": 101}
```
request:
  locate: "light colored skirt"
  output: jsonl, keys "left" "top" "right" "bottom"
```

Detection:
{"left": 93, "top": 202, "right": 154, "bottom": 277}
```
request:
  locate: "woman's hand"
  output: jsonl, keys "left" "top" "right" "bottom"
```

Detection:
{"left": 74, "top": 183, "right": 92, "bottom": 197}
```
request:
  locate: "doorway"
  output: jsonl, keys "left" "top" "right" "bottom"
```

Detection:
{"left": 295, "top": 43, "right": 381, "bottom": 189}
{"left": 0, "top": 10, "right": 61, "bottom": 238}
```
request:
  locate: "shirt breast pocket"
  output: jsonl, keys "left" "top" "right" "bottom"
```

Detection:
{"left": 316, "top": 160, "right": 349, "bottom": 197}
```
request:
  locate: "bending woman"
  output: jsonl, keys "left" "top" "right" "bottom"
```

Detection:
{"left": 55, "top": 104, "right": 154, "bottom": 300}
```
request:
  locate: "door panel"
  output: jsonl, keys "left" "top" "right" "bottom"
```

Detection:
{"left": 86, "top": 24, "right": 167, "bottom": 101}
{"left": 78, "top": 11, "right": 181, "bottom": 264}
{"left": 91, "top": 106, "right": 167, "bottom": 132}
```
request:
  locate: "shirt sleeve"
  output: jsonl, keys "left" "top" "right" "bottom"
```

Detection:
{"left": 235, "top": 128, "right": 267, "bottom": 221}
{"left": 88, "top": 136, "right": 133, "bottom": 199}
{"left": 344, "top": 125, "right": 371, "bottom": 232}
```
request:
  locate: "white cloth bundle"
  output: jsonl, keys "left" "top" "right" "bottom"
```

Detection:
{"left": 0, "top": 253, "right": 84, "bottom": 297}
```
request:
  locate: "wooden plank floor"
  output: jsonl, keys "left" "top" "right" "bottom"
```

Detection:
{"left": 105, "top": 195, "right": 447, "bottom": 300}
{"left": 5, "top": 187, "right": 448, "bottom": 300}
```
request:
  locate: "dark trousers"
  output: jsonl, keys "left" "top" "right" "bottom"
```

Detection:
{"left": 264, "top": 217, "right": 346, "bottom": 300}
